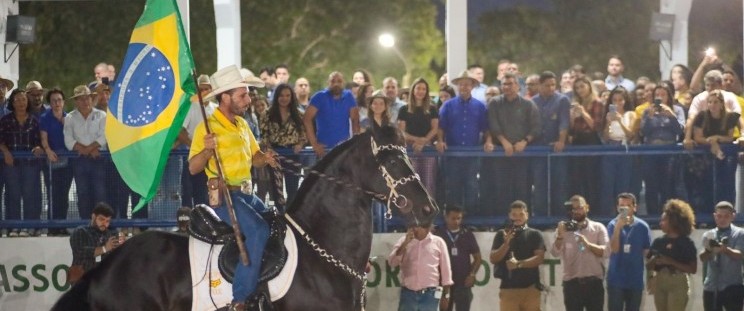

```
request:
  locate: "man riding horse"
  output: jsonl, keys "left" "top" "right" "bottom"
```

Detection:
{"left": 189, "top": 65, "right": 279, "bottom": 311}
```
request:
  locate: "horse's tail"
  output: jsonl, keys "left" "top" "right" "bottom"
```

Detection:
{"left": 50, "top": 277, "right": 92, "bottom": 311}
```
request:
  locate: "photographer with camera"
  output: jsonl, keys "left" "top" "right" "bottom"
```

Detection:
{"left": 700, "top": 201, "right": 744, "bottom": 311}
{"left": 550, "top": 195, "right": 609, "bottom": 311}
{"left": 490, "top": 200, "right": 546, "bottom": 311}
{"left": 606, "top": 193, "right": 652, "bottom": 311}
{"left": 646, "top": 199, "right": 697, "bottom": 311}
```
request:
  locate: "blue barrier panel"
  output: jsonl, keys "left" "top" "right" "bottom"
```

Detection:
{"left": 0, "top": 144, "right": 741, "bottom": 232}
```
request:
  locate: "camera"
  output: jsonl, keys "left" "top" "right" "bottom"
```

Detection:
{"left": 563, "top": 220, "right": 580, "bottom": 232}
{"left": 709, "top": 236, "right": 729, "bottom": 248}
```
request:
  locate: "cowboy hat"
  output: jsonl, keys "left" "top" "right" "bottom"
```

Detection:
{"left": 366, "top": 93, "right": 393, "bottom": 106}
{"left": 203, "top": 65, "right": 250, "bottom": 102}
{"left": 25, "top": 80, "right": 45, "bottom": 93}
{"left": 196, "top": 74, "right": 211, "bottom": 86}
{"left": 70, "top": 85, "right": 95, "bottom": 99}
{"left": 240, "top": 68, "right": 265, "bottom": 88}
{"left": 450, "top": 70, "right": 479, "bottom": 86}
{"left": 0, "top": 76, "right": 14, "bottom": 90}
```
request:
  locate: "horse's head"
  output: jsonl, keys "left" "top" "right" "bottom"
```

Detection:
{"left": 368, "top": 125, "right": 439, "bottom": 225}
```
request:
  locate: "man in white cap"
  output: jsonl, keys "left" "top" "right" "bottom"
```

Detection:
{"left": 26, "top": 80, "right": 47, "bottom": 117}
{"left": 189, "top": 65, "right": 278, "bottom": 310}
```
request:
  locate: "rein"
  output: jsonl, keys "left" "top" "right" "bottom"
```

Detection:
{"left": 274, "top": 137, "right": 420, "bottom": 219}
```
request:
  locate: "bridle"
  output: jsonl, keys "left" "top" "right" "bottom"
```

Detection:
{"left": 371, "top": 137, "right": 422, "bottom": 219}
{"left": 276, "top": 136, "right": 423, "bottom": 309}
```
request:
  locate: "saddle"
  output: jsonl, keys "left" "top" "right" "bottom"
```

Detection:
{"left": 188, "top": 205, "right": 289, "bottom": 284}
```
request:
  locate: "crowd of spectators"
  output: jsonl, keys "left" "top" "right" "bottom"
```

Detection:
{"left": 1, "top": 50, "right": 744, "bottom": 237}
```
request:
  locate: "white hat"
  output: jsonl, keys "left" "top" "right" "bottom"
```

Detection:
{"left": 203, "top": 65, "right": 250, "bottom": 102}
{"left": 240, "top": 68, "right": 265, "bottom": 88}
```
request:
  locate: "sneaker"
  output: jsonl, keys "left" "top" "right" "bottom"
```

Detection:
{"left": 38, "top": 228, "right": 48, "bottom": 237}
{"left": 9, "top": 229, "right": 19, "bottom": 237}
{"left": 18, "top": 229, "right": 29, "bottom": 237}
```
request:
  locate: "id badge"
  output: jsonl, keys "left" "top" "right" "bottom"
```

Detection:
{"left": 451, "top": 247, "right": 458, "bottom": 256}
{"left": 624, "top": 244, "right": 631, "bottom": 253}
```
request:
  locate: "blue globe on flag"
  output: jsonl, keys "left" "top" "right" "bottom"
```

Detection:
{"left": 109, "top": 43, "right": 175, "bottom": 127}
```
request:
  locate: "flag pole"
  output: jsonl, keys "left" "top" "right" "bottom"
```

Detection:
{"left": 192, "top": 69, "right": 250, "bottom": 266}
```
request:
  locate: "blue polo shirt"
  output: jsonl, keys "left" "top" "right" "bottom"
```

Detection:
{"left": 606, "top": 217, "right": 652, "bottom": 290}
{"left": 438, "top": 96, "right": 488, "bottom": 146}
{"left": 531, "top": 92, "right": 570, "bottom": 145}
{"left": 310, "top": 88, "right": 356, "bottom": 148}
{"left": 39, "top": 110, "right": 67, "bottom": 151}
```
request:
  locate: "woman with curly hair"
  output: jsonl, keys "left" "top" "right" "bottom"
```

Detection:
{"left": 646, "top": 199, "right": 697, "bottom": 311}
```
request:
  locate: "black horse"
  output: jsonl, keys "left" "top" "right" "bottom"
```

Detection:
{"left": 52, "top": 125, "right": 438, "bottom": 311}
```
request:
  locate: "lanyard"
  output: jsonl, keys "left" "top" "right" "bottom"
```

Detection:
{"left": 445, "top": 230, "right": 461, "bottom": 244}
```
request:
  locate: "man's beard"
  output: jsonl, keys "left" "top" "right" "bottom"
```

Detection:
{"left": 573, "top": 214, "right": 587, "bottom": 222}
{"left": 330, "top": 86, "right": 342, "bottom": 96}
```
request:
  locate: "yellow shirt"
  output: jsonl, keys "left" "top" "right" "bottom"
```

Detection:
{"left": 189, "top": 109, "right": 260, "bottom": 186}
{"left": 632, "top": 102, "right": 650, "bottom": 138}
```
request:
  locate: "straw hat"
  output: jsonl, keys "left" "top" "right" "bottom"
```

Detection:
{"left": 196, "top": 74, "right": 211, "bottom": 86}
{"left": 240, "top": 68, "right": 265, "bottom": 88}
{"left": 0, "top": 76, "right": 14, "bottom": 90}
{"left": 25, "top": 80, "right": 45, "bottom": 93}
{"left": 451, "top": 70, "right": 479, "bottom": 86}
{"left": 203, "top": 65, "right": 250, "bottom": 102}
{"left": 70, "top": 85, "right": 94, "bottom": 99}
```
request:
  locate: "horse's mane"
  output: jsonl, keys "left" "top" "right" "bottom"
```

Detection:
{"left": 310, "top": 125, "right": 403, "bottom": 172}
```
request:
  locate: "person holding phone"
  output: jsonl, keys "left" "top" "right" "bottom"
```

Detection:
{"left": 600, "top": 87, "right": 636, "bottom": 216}
{"left": 639, "top": 83, "right": 685, "bottom": 216}
{"left": 68, "top": 203, "right": 123, "bottom": 283}
{"left": 606, "top": 193, "right": 652, "bottom": 311}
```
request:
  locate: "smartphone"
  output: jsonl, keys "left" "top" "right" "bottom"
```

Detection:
{"left": 102, "top": 77, "right": 110, "bottom": 85}
{"left": 618, "top": 206, "right": 629, "bottom": 218}
{"left": 608, "top": 104, "right": 617, "bottom": 114}
{"left": 653, "top": 99, "right": 662, "bottom": 112}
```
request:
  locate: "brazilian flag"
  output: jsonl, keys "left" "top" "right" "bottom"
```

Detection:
{"left": 105, "top": 0, "right": 195, "bottom": 212}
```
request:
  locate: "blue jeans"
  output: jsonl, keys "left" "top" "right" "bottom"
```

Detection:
{"left": 72, "top": 157, "right": 107, "bottom": 219}
{"left": 600, "top": 155, "right": 633, "bottom": 217}
{"left": 44, "top": 165, "right": 73, "bottom": 221}
{"left": 398, "top": 287, "right": 440, "bottom": 311}
{"left": 607, "top": 286, "right": 642, "bottom": 311}
{"left": 3, "top": 160, "right": 42, "bottom": 221}
{"left": 213, "top": 191, "right": 270, "bottom": 302}
{"left": 531, "top": 156, "right": 567, "bottom": 217}
{"left": 642, "top": 154, "right": 677, "bottom": 216}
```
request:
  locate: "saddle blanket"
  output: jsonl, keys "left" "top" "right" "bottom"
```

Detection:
{"left": 189, "top": 226, "right": 299, "bottom": 311}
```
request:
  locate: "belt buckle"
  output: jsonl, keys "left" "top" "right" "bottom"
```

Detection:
{"left": 240, "top": 179, "right": 253, "bottom": 195}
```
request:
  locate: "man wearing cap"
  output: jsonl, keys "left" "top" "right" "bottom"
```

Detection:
{"left": 26, "top": 80, "right": 47, "bottom": 117}
{"left": 437, "top": 70, "right": 490, "bottom": 213}
{"left": 550, "top": 195, "right": 609, "bottom": 311}
{"left": 64, "top": 85, "right": 108, "bottom": 219}
{"left": 700, "top": 201, "right": 744, "bottom": 311}
{"left": 189, "top": 65, "right": 278, "bottom": 310}
{"left": 303, "top": 71, "right": 360, "bottom": 157}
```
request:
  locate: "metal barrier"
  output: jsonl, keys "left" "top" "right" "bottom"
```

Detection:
{"left": 0, "top": 144, "right": 740, "bottom": 232}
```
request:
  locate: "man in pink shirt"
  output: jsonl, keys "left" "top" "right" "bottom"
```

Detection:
{"left": 550, "top": 195, "right": 610, "bottom": 311}
{"left": 389, "top": 223, "right": 454, "bottom": 311}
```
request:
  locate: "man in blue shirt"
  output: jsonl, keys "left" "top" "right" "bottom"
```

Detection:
{"left": 530, "top": 71, "right": 570, "bottom": 216}
{"left": 700, "top": 201, "right": 744, "bottom": 311}
{"left": 303, "top": 71, "right": 360, "bottom": 157}
{"left": 468, "top": 64, "right": 488, "bottom": 104}
{"left": 605, "top": 56, "right": 636, "bottom": 92}
{"left": 437, "top": 70, "right": 491, "bottom": 213}
{"left": 606, "top": 193, "right": 651, "bottom": 311}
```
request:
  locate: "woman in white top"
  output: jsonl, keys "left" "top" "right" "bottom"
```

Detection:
{"left": 603, "top": 87, "right": 636, "bottom": 144}
{"left": 600, "top": 87, "right": 636, "bottom": 216}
